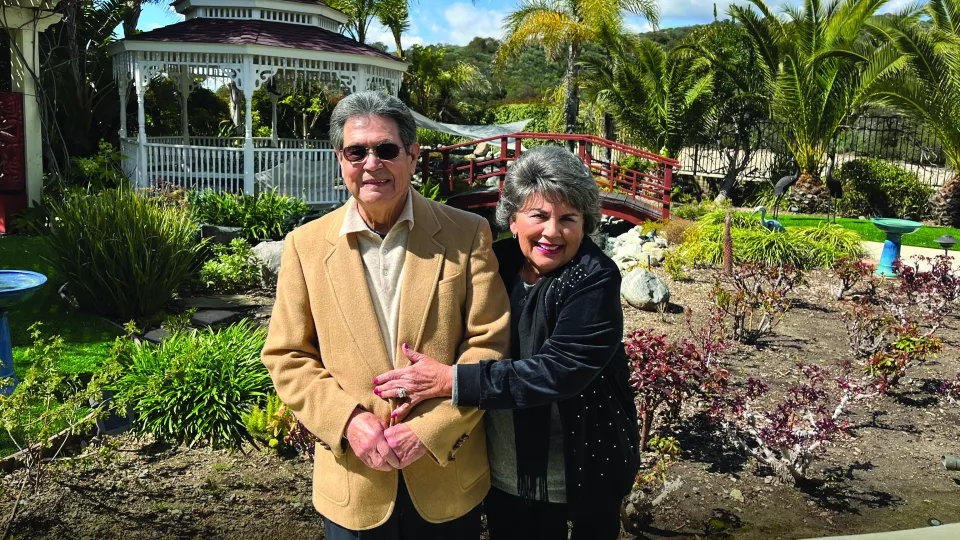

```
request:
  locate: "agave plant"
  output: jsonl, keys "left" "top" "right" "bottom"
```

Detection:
{"left": 730, "top": 0, "right": 907, "bottom": 211}
{"left": 869, "top": 0, "right": 960, "bottom": 225}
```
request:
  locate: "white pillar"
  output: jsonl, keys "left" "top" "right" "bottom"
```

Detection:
{"left": 242, "top": 56, "right": 254, "bottom": 195}
{"left": 134, "top": 59, "right": 148, "bottom": 189}
{"left": 118, "top": 76, "right": 128, "bottom": 138}
{"left": 11, "top": 26, "right": 42, "bottom": 207}
{"left": 179, "top": 66, "right": 190, "bottom": 145}
{"left": 270, "top": 93, "right": 278, "bottom": 148}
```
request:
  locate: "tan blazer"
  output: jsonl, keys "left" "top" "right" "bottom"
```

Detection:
{"left": 261, "top": 191, "right": 510, "bottom": 530}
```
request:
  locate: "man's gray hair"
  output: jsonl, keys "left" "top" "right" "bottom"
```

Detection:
{"left": 329, "top": 91, "right": 418, "bottom": 150}
{"left": 496, "top": 146, "right": 602, "bottom": 235}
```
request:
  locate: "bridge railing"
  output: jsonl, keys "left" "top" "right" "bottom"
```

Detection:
{"left": 420, "top": 132, "right": 680, "bottom": 221}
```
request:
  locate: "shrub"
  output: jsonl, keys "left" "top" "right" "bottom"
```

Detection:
{"left": 938, "top": 373, "right": 960, "bottom": 405}
{"left": 832, "top": 257, "right": 874, "bottom": 300}
{"left": 110, "top": 320, "right": 272, "bottom": 448}
{"left": 187, "top": 189, "right": 309, "bottom": 241}
{"left": 640, "top": 219, "right": 693, "bottom": 246}
{"left": 416, "top": 128, "right": 469, "bottom": 148}
{"left": 243, "top": 393, "right": 318, "bottom": 458}
{"left": 890, "top": 255, "right": 960, "bottom": 333}
{"left": 678, "top": 215, "right": 864, "bottom": 269}
{"left": 711, "top": 262, "right": 804, "bottom": 344}
{"left": 199, "top": 238, "right": 261, "bottom": 293}
{"left": 65, "top": 140, "right": 126, "bottom": 191}
{"left": 36, "top": 187, "right": 204, "bottom": 321}
{"left": 710, "top": 364, "right": 851, "bottom": 484}
{"left": 835, "top": 158, "right": 935, "bottom": 220}
{"left": 625, "top": 328, "right": 729, "bottom": 451}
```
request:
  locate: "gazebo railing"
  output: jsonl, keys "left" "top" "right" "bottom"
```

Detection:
{"left": 121, "top": 137, "right": 345, "bottom": 204}
{"left": 168, "top": 136, "right": 332, "bottom": 149}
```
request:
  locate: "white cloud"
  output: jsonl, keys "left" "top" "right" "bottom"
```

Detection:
{"left": 441, "top": 3, "right": 504, "bottom": 46}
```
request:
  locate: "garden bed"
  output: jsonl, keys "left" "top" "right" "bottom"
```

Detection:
{"left": 3, "top": 266, "right": 959, "bottom": 539}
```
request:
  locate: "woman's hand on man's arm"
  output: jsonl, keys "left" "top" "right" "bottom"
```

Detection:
{"left": 373, "top": 343, "right": 455, "bottom": 421}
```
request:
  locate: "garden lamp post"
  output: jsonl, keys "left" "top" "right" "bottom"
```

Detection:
{"left": 935, "top": 234, "right": 958, "bottom": 256}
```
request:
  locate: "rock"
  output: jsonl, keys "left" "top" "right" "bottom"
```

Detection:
{"left": 191, "top": 310, "right": 239, "bottom": 327}
{"left": 654, "top": 236, "right": 669, "bottom": 248}
{"left": 252, "top": 240, "right": 285, "bottom": 289}
{"left": 621, "top": 268, "right": 670, "bottom": 311}
{"left": 200, "top": 224, "right": 243, "bottom": 246}
{"left": 143, "top": 328, "right": 171, "bottom": 344}
{"left": 730, "top": 488, "right": 744, "bottom": 503}
{"left": 474, "top": 141, "right": 489, "bottom": 157}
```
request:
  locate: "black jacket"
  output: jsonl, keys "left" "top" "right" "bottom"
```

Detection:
{"left": 456, "top": 237, "right": 640, "bottom": 514}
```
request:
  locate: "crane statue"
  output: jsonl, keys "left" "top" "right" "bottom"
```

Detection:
{"left": 772, "top": 169, "right": 800, "bottom": 220}
{"left": 825, "top": 151, "right": 841, "bottom": 223}
{"left": 753, "top": 206, "right": 786, "bottom": 232}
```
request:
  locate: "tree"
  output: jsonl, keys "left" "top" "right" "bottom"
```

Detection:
{"left": 684, "top": 21, "right": 767, "bottom": 203}
{"left": 581, "top": 35, "right": 714, "bottom": 159}
{"left": 404, "top": 45, "right": 490, "bottom": 122}
{"left": 329, "top": 0, "right": 380, "bottom": 44}
{"left": 730, "top": 0, "right": 906, "bottom": 211}
{"left": 869, "top": 0, "right": 960, "bottom": 225}
{"left": 498, "top": 0, "right": 659, "bottom": 148}
{"left": 376, "top": 0, "right": 409, "bottom": 59}
{"left": 121, "top": 0, "right": 163, "bottom": 39}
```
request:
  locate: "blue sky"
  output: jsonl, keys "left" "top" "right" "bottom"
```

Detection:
{"left": 136, "top": 0, "right": 915, "bottom": 47}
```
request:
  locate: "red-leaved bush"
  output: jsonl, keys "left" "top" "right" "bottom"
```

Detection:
{"left": 890, "top": 255, "right": 959, "bottom": 333}
{"left": 938, "top": 373, "right": 960, "bottom": 405}
{"left": 711, "top": 262, "right": 804, "bottom": 344}
{"left": 709, "top": 364, "right": 860, "bottom": 484}
{"left": 625, "top": 328, "right": 728, "bottom": 451}
{"left": 832, "top": 257, "right": 874, "bottom": 300}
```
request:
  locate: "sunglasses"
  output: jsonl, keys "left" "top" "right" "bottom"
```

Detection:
{"left": 340, "top": 143, "right": 404, "bottom": 163}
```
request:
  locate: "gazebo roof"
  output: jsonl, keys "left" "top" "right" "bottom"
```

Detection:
{"left": 123, "top": 18, "right": 396, "bottom": 62}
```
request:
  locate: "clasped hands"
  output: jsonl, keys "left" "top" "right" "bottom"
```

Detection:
{"left": 346, "top": 344, "right": 454, "bottom": 472}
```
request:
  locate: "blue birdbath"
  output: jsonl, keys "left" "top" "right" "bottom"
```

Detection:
{"left": 871, "top": 218, "right": 922, "bottom": 277}
{"left": 0, "top": 270, "right": 48, "bottom": 395}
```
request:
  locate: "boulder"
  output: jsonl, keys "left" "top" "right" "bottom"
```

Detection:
{"left": 200, "top": 224, "right": 243, "bottom": 246}
{"left": 474, "top": 141, "right": 490, "bottom": 157}
{"left": 621, "top": 268, "right": 670, "bottom": 311}
{"left": 252, "top": 240, "right": 285, "bottom": 289}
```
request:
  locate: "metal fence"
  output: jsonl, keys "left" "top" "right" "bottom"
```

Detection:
{"left": 678, "top": 115, "right": 953, "bottom": 187}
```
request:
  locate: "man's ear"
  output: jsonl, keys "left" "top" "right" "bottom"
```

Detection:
{"left": 408, "top": 142, "right": 421, "bottom": 163}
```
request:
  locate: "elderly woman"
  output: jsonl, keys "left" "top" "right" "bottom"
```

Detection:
{"left": 373, "top": 145, "right": 639, "bottom": 540}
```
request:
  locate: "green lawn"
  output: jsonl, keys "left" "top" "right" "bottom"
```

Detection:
{"left": 759, "top": 214, "right": 960, "bottom": 251}
{"left": 0, "top": 235, "right": 121, "bottom": 374}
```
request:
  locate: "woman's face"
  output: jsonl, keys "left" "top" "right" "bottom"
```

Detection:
{"left": 510, "top": 194, "right": 585, "bottom": 277}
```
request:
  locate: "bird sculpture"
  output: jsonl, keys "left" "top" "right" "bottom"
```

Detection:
{"left": 772, "top": 169, "right": 800, "bottom": 220}
{"left": 753, "top": 206, "right": 786, "bottom": 232}
{"left": 825, "top": 151, "right": 841, "bottom": 223}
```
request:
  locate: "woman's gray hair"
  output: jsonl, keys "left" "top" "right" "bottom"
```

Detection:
{"left": 496, "top": 146, "right": 602, "bottom": 235}
{"left": 329, "top": 91, "right": 418, "bottom": 150}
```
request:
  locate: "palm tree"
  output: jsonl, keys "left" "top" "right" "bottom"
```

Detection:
{"left": 376, "top": 0, "right": 409, "bottom": 59}
{"left": 730, "top": 0, "right": 906, "bottom": 211}
{"left": 122, "top": 0, "right": 163, "bottom": 38}
{"left": 869, "top": 0, "right": 960, "bottom": 225}
{"left": 404, "top": 45, "right": 490, "bottom": 122}
{"left": 498, "top": 0, "right": 659, "bottom": 147}
{"left": 581, "top": 35, "right": 714, "bottom": 160}
{"left": 329, "top": 0, "right": 380, "bottom": 44}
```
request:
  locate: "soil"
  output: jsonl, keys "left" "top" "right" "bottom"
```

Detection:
{"left": 2, "top": 267, "right": 959, "bottom": 539}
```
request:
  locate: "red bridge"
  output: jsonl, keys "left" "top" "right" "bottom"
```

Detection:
{"left": 420, "top": 133, "right": 680, "bottom": 225}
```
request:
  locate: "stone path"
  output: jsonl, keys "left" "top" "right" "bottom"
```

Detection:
{"left": 862, "top": 241, "right": 960, "bottom": 271}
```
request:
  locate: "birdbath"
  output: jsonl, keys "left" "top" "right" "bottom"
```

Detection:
{"left": 870, "top": 218, "right": 923, "bottom": 277}
{"left": 0, "top": 270, "right": 48, "bottom": 395}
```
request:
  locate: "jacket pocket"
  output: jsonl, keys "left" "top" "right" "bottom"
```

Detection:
{"left": 455, "top": 428, "right": 488, "bottom": 491}
{"left": 314, "top": 445, "right": 350, "bottom": 506}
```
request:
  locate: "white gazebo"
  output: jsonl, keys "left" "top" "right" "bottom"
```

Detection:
{"left": 109, "top": 0, "right": 406, "bottom": 204}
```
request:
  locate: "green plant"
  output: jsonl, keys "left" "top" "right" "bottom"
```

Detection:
{"left": 199, "top": 238, "right": 261, "bottom": 293}
{"left": 0, "top": 324, "right": 117, "bottom": 536}
{"left": 712, "top": 262, "right": 804, "bottom": 344}
{"left": 835, "top": 158, "right": 935, "bottom": 219}
{"left": 663, "top": 249, "right": 691, "bottom": 282}
{"left": 109, "top": 320, "right": 272, "bottom": 448}
{"left": 243, "top": 393, "right": 293, "bottom": 450}
{"left": 416, "top": 128, "right": 468, "bottom": 148}
{"left": 35, "top": 187, "right": 205, "bottom": 321}
{"left": 789, "top": 225, "right": 867, "bottom": 267}
{"left": 187, "top": 189, "right": 309, "bottom": 241}
{"left": 416, "top": 177, "right": 448, "bottom": 203}
{"left": 69, "top": 140, "right": 126, "bottom": 191}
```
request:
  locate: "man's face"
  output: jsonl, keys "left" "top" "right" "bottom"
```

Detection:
{"left": 337, "top": 115, "right": 419, "bottom": 214}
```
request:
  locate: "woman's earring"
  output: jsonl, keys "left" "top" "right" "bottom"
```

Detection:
{"left": 513, "top": 233, "right": 517, "bottom": 239}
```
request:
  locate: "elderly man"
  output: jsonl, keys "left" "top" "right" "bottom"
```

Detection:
{"left": 261, "top": 91, "right": 510, "bottom": 539}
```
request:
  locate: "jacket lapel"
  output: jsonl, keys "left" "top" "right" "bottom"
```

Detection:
{"left": 323, "top": 209, "right": 392, "bottom": 377}
{"left": 395, "top": 193, "right": 445, "bottom": 368}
